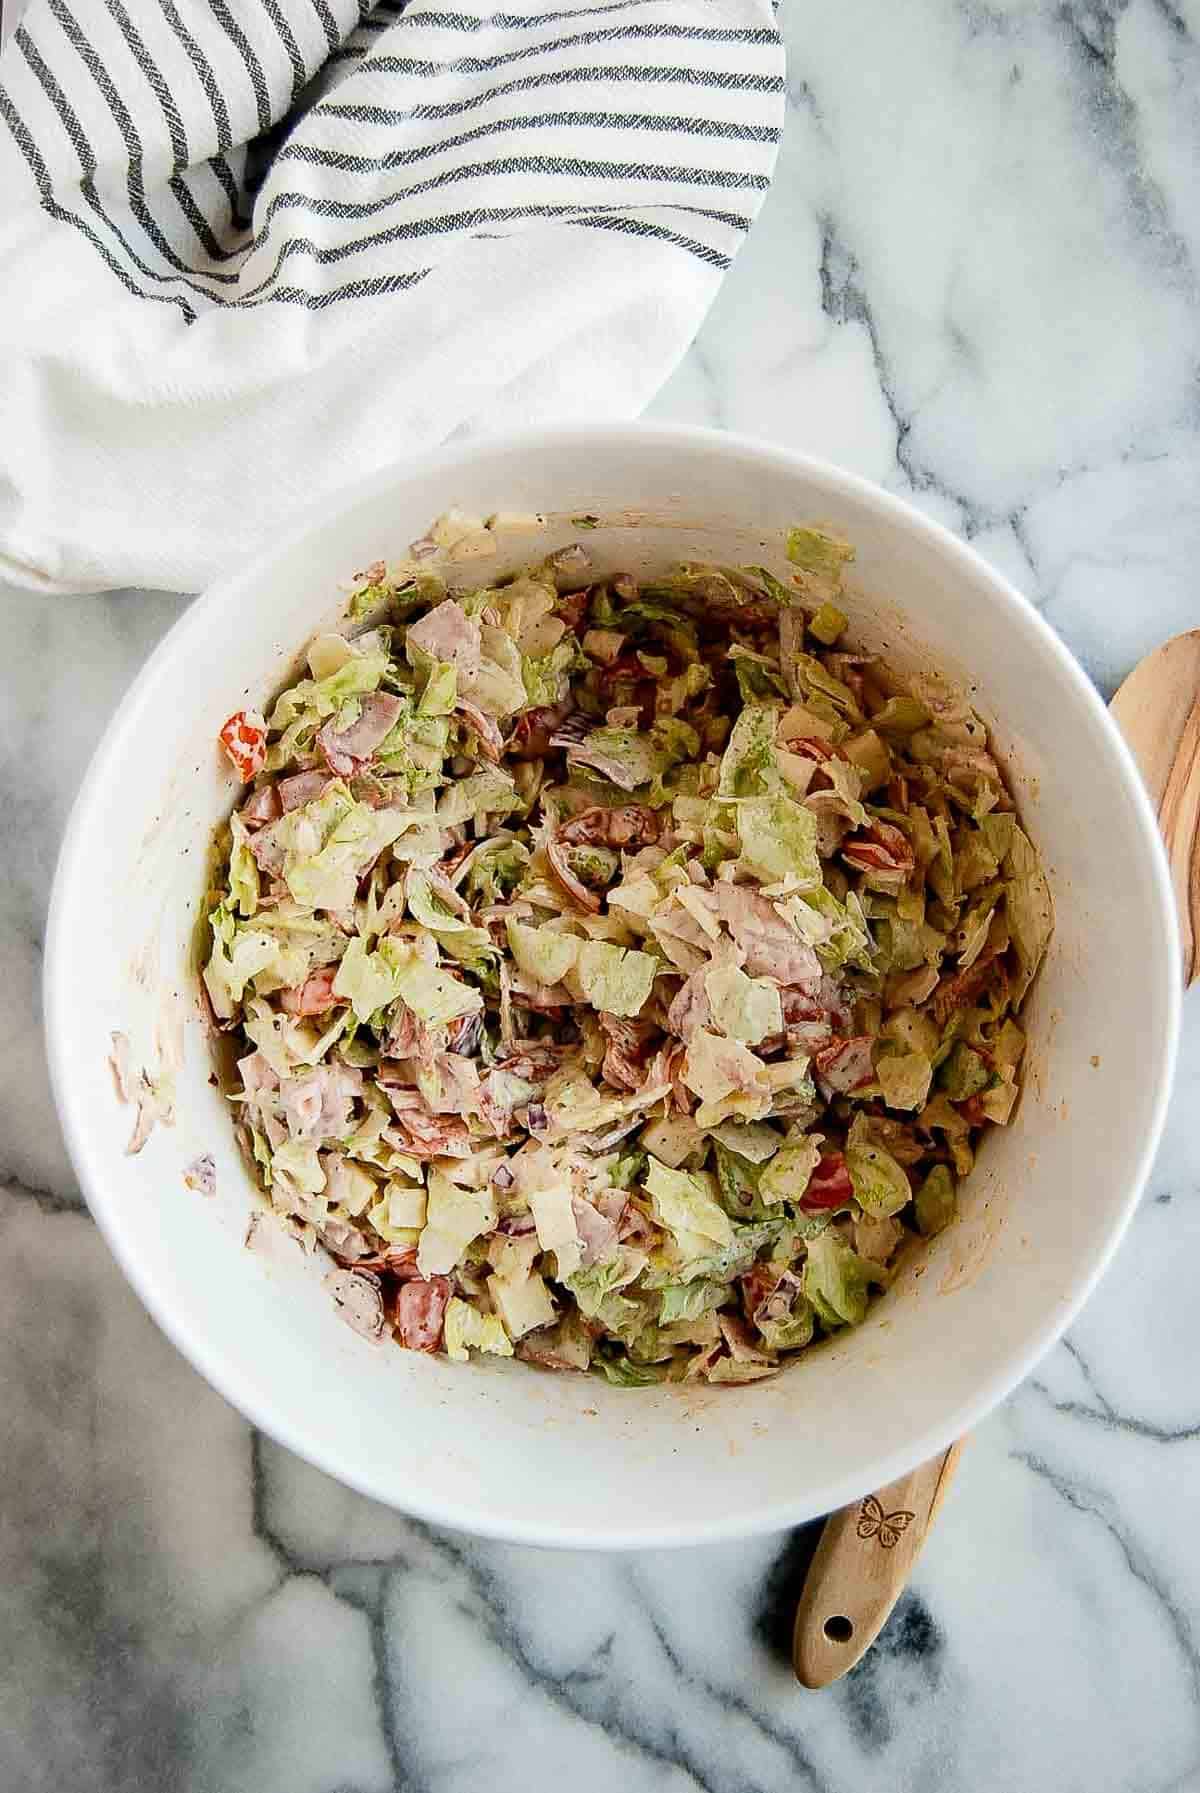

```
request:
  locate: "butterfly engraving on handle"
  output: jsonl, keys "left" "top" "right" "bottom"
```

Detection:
{"left": 856, "top": 1495, "right": 914, "bottom": 1550}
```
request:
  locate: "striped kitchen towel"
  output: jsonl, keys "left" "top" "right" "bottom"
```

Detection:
{"left": 0, "top": 0, "right": 784, "bottom": 595}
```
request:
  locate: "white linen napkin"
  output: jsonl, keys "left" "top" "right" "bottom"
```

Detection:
{"left": 0, "top": 0, "right": 783, "bottom": 595}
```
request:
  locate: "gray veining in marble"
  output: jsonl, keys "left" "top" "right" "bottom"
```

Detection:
{"left": 3, "top": 2, "right": 1200, "bottom": 1789}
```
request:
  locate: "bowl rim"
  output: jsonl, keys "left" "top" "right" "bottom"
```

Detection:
{"left": 44, "top": 420, "right": 1182, "bottom": 1548}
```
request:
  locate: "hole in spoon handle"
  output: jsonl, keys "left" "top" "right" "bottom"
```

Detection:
{"left": 792, "top": 1440, "right": 964, "bottom": 1689}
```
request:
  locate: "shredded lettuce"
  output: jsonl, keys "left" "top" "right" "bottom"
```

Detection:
{"left": 228, "top": 813, "right": 260, "bottom": 917}
{"left": 718, "top": 704, "right": 783, "bottom": 799}
{"left": 391, "top": 947, "right": 483, "bottom": 1024}
{"left": 876, "top": 1048, "right": 933, "bottom": 1112}
{"left": 759, "top": 1136, "right": 823, "bottom": 1205}
{"left": 846, "top": 1137, "right": 911, "bottom": 1218}
{"left": 658, "top": 1279, "right": 727, "bottom": 1324}
{"left": 275, "top": 782, "right": 415, "bottom": 913}
{"left": 735, "top": 796, "right": 821, "bottom": 887}
{"left": 703, "top": 961, "right": 778, "bottom": 1047}
{"left": 203, "top": 907, "right": 280, "bottom": 1020}
{"left": 786, "top": 525, "right": 855, "bottom": 581}
{"left": 644, "top": 1156, "right": 733, "bottom": 1256}
{"left": 444, "top": 1299, "right": 514, "bottom": 1362}
{"left": 435, "top": 767, "right": 516, "bottom": 826}
{"left": 574, "top": 941, "right": 658, "bottom": 1018}
{"left": 506, "top": 918, "right": 579, "bottom": 986}
{"left": 1003, "top": 822, "right": 1053, "bottom": 1005}
{"left": 333, "top": 937, "right": 403, "bottom": 1023}
{"left": 915, "top": 1164, "right": 957, "bottom": 1236}
{"left": 268, "top": 644, "right": 390, "bottom": 735}
{"left": 418, "top": 658, "right": 458, "bottom": 717}
{"left": 417, "top": 1170, "right": 497, "bottom": 1276}
{"left": 802, "top": 1231, "right": 878, "bottom": 1327}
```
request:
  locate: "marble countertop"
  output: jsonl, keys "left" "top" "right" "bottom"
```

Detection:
{"left": 4, "top": 2, "right": 1200, "bottom": 1789}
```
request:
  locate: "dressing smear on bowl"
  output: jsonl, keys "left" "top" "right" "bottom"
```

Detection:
{"left": 200, "top": 524, "right": 1052, "bottom": 1387}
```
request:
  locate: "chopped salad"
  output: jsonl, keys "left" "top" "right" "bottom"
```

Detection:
{"left": 204, "top": 523, "right": 1052, "bottom": 1386}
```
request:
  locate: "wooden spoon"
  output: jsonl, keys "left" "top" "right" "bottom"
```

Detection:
{"left": 1110, "top": 630, "right": 1200, "bottom": 984}
{"left": 793, "top": 631, "right": 1200, "bottom": 1689}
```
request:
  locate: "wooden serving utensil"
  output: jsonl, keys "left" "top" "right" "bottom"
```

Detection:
{"left": 793, "top": 1441, "right": 965, "bottom": 1688}
{"left": 793, "top": 631, "right": 1200, "bottom": 1689}
{"left": 1110, "top": 630, "right": 1200, "bottom": 985}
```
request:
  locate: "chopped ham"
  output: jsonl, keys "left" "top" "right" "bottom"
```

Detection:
{"left": 278, "top": 1063, "right": 362, "bottom": 1141}
{"left": 240, "top": 784, "right": 281, "bottom": 828}
{"left": 317, "top": 691, "right": 403, "bottom": 776}
{"left": 237, "top": 1049, "right": 279, "bottom": 1100}
{"left": 740, "top": 1262, "right": 781, "bottom": 1322}
{"left": 382, "top": 1006, "right": 423, "bottom": 1058}
{"left": 666, "top": 968, "right": 712, "bottom": 1042}
{"left": 494, "top": 1040, "right": 569, "bottom": 1082}
{"left": 278, "top": 769, "right": 330, "bottom": 812}
{"left": 648, "top": 902, "right": 711, "bottom": 974}
{"left": 645, "top": 1038, "right": 693, "bottom": 1114}
{"left": 383, "top": 1089, "right": 473, "bottom": 1157}
{"left": 279, "top": 965, "right": 344, "bottom": 1016}
{"left": 754, "top": 1268, "right": 805, "bottom": 1327}
{"left": 617, "top": 1201, "right": 660, "bottom": 1249}
{"left": 556, "top": 587, "right": 591, "bottom": 633}
{"left": 817, "top": 974, "right": 854, "bottom": 1033}
{"left": 572, "top": 1195, "right": 619, "bottom": 1267}
{"left": 812, "top": 1036, "right": 875, "bottom": 1093}
{"left": 406, "top": 599, "right": 482, "bottom": 676}
{"left": 248, "top": 819, "right": 289, "bottom": 876}
{"left": 715, "top": 884, "right": 822, "bottom": 989}
{"left": 565, "top": 734, "right": 643, "bottom": 791}
{"left": 599, "top": 1013, "right": 658, "bottom": 1091}
{"left": 421, "top": 1053, "right": 481, "bottom": 1116}
{"left": 717, "top": 1312, "right": 773, "bottom": 1363}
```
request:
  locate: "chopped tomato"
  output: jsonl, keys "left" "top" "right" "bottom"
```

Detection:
{"left": 800, "top": 1152, "right": 854, "bottom": 1211}
{"left": 219, "top": 708, "right": 267, "bottom": 781}
{"left": 395, "top": 1276, "right": 451, "bottom": 1352}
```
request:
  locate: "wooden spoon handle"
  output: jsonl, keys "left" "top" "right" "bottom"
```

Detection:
{"left": 792, "top": 1440, "right": 965, "bottom": 1688}
{"left": 1109, "top": 629, "right": 1200, "bottom": 986}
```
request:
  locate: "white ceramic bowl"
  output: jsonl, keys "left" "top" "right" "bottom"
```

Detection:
{"left": 46, "top": 424, "right": 1180, "bottom": 1549}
